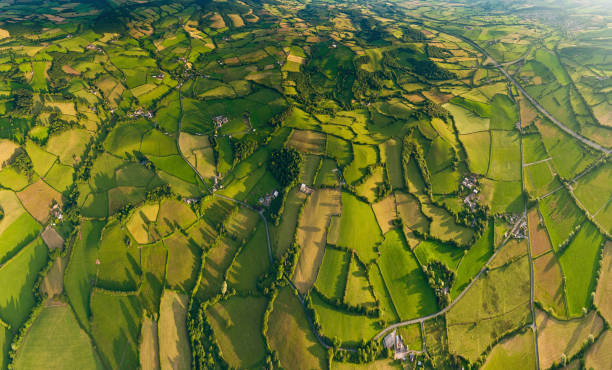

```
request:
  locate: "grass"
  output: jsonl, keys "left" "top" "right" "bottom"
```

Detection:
{"left": 91, "top": 291, "right": 142, "bottom": 370}
{"left": 271, "top": 187, "right": 307, "bottom": 258}
{"left": 293, "top": 189, "right": 341, "bottom": 293}
{"left": 343, "top": 144, "right": 377, "bottom": 184}
{"left": 196, "top": 237, "right": 239, "bottom": 300}
{"left": 533, "top": 252, "right": 567, "bottom": 317}
{"left": 378, "top": 229, "right": 438, "bottom": 320}
{"left": 163, "top": 233, "right": 201, "bottom": 293}
{"left": 535, "top": 49, "right": 571, "bottom": 86}
{"left": 356, "top": 166, "right": 384, "bottom": 203}
{"left": 227, "top": 223, "right": 270, "bottom": 291}
{"left": 311, "top": 291, "right": 380, "bottom": 345}
{"left": 479, "top": 179, "right": 524, "bottom": 214}
{"left": 12, "top": 305, "right": 103, "bottom": 370}
{"left": 154, "top": 198, "right": 197, "bottom": 238}
{"left": 45, "top": 128, "right": 90, "bottom": 166}
{"left": 481, "top": 329, "right": 535, "bottom": 370}
{"left": 0, "top": 211, "right": 41, "bottom": 264}
{"left": 206, "top": 296, "right": 267, "bottom": 368}
{"left": 536, "top": 119, "right": 598, "bottom": 180}
{"left": 139, "top": 316, "right": 159, "bottom": 370}
{"left": 126, "top": 203, "right": 159, "bottom": 244}
{"left": 450, "top": 223, "right": 493, "bottom": 298}
{"left": 459, "top": 131, "right": 491, "bottom": 175}
{"left": 17, "top": 179, "right": 62, "bottom": 223}
{"left": 287, "top": 129, "right": 326, "bottom": 155}
{"left": 267, "top": 287, "right": 327, "bottom": 369}
{"left": 573, "top": 163, "right": 612, "bottom": 215}
{"left": 487, "top": 130, "right": 521, "bottom": 182}
{"left": 538, "top": 188, "right": 585, "bottom": 250}
{"left": 96, "top": 221, "right": 141, "bottom": 291}
{"left": 594, "top": 242, "right": 611, "bottom": 322}
{"left": 558, "top": 222, "right": 604, "bottom": 316}
{"left": 158, "top": 291, "right": 190, "bottom": 370}
{"left": 381, "top": 138, "right": 403, "bottom": 189}
{"left": 139, "top": 242, "right": 167, "bottom": 314}
{"left": 536, "top": 309, "right": 604, "bottom": 369}
{"left": 64, "top": 221, "right": 103, "bottom": 331}
{"left": 528, "top": 208, "right": 553, "bottom": 257}
{"left": 399, "top": 324, "right": 423, "bottom": 351}
{"left": 25, "top": 140, "right": 57, "bottom": 177}
{"left": 490, "top": 94, "right": 518, "bottom": 130}
{"left": 369, "top": 263, "right": 400, "bottom": 323}
{"left": 0, "top": 238, "right": 48, "bottom": 328}
{"left": 522, "top": 134, "right": 548, "bottom": 164}
{"left": 414, "top": 240, "right": 464, "bottom": 272}
{"left": 524, "top": 162, "right": 560, "bottom": 199}
{"left": 371, "top": 194, "right": 397, "bottom": 235}
{"left": 422, "top": 203, "right": 474, "bottom": 246}
{"left": 446, "top": 257, "right": 531, "bottom": 362}
{"left": 585, "top": 330, "right": 612, "bottom": 370}
{"left": 314, "top": 158, "right": 339, "bottom": 187}
{"left": 344, "top": 256, "right": 376, "bottom": 307}
{"left": 444, "top": 103, "right": 490, "bottom": 134}
{"left": 314, "top": 247, "right": 349, "bottom": 300}
{"left": 337, "top": 192, "right": 383, "bottom": 263}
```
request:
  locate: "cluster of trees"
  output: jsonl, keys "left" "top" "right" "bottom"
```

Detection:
{"left": 145, "top": 184, "right": 172, "bottom": 201}
{"left": 11, "top": 89, "right": 33, "bottom": 115}
{"left": 402, "top": 135, "right": 432, "bottom": 196}
{"left": 257, "top": 242, "right": 300, "bottom": 296}
{"left": 231, "top": 137, "right": 258, "bottom": 164}
{"left": 456, "top": 203, "right": 489, "bottom": 238}
{"left": 116, "top": 204, "right": 134, "bottom": 221}
{"left": 353, "top": 56, "right": 391, "bottom": 98}
{"left": 11, "top": 151, "right": 34, "bottom": 179}
{"left": 268, "top": 148, "right": 302, "bottom": 187}
{"left": 47, "top": 112, "right": 79, "bottom": 135}
{"left": 187, "top": 301, "right": 227, "bottom": 369}
{"left": 427, "top": 45, "right": 453, "bottom": 59}
{"left": 422, "top": 261, "right": 455, "bottom": 308}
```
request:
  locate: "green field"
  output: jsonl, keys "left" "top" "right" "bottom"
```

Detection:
{"left": 314, "top": 247, "right": 349, "bottom": 300}
{"left": 378, "top": 229, "right": 438, "bottom": 320}
{"left": 336, "top": 192, "right": 383, "bottom": 263}
{"left": 206, "top": 296, "right": 268, "bottom": 368}
{"left": 451, "top": 223, "right": 493, "bottom": 298}
{"left": 12, "top": 305, "right": 103, "bottom": 370}
{"left": 558, "top": 222, "right": 604, "bottom": 316}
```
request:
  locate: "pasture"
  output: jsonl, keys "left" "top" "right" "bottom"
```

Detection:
{"left": 482, "top": 330, "right": 535, "bottom": 370}
{"left": 12, "top": 305, "right": 102, "bottom": 370}
{"left": 314, "top": 247, "right": 349, "bottom": 300}
{"left": 533, "top": 252, "right": 567, "bottom": 317}
{"left": 447, "top": 257, "right": 531, "bottom": 362}
{"left": 558, "top": 222, "right": 604, "bottom": 316}
{"left": 336, "top": 192, "right": 383, "bottom": 263}
{"left": 594, "top": 242, "right": 612, "bottom": 321}
{"left": 536, "top": 309, "right": 604, "bottom": 369}
{"left": 378, "top": 229, "right": 438, "bottom": 320}
{"left": 538, "top": 189, "right": 585, "bottom": 250}
{"left": 293, "top": 189, "right": 341, "bottom": 293}
{"left": 158, "top": 291, "right": 190, "bottom": 370}
{"left": 450, "top": 223, "right": 493, "bottom": 298}
{"left": 206, "top": 296, "right": 267, "bottom": 368}
{"left": 267, "top": 287, "right": 327, "bottom": 369}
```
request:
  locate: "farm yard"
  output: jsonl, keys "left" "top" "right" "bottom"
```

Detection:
{"left": 0, "top": 0, "right": 609, "bottom": 369}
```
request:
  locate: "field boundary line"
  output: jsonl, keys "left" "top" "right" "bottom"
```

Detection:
{"left": 523, "top": 158, "right": 551, "bottom": 167}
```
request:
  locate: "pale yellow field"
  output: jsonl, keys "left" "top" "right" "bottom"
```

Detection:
{"left": 127, "top": 203, "right": 160, "bottom": 244}
{"left": 0, "top": 29, "right": 9, "bottom": 39}
{"left": 594, "top": 241, "right": 612, "bottom": 322}
{"left": 293, "top": 189, "right": 341, "bottom": 293}
{"left": 372, "top": 194, "right": 397, "bottom": 234}
{"left": 228, "top": 14, "right": 244, "bottom": 27}
{"left": 585, "top": 330, "right": 612, "bottom": 370}
{"left": 536, "top": 309, "right": 604, "bottom": 369}
{"left": 179, "top": 132, "right": 216, "bottom": 179}
{"left": 158, "top": 291, "right": 190, "bottom": 370}
{"left": 0, "top": 139, "right": 20, "bottom": 168}
{"left": 207, "top": 12, "right": 226, "bottom": 29}
{"left": 140, "top": 315, "right": 160, "bottom": 370}
{"left": 40, "top": 256, "right": 67, "bottom": 299}
{"left": 17, "top": 179, "right": 62, "bottom": 223}
{"left": 0, "top": 189, "right": 26, "bottom": 236}
{"left": 287, "top": 129, "right": 326, "bottom": 155}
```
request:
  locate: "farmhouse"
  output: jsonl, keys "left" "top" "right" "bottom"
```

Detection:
{"left": 213, "top": 115, "right": 229, "bottom": 128}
